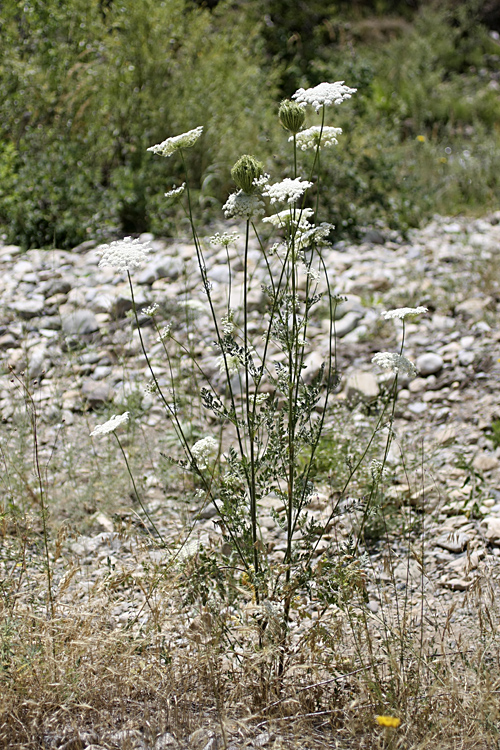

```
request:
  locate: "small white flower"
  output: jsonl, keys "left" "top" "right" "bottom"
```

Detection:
{"left": 253, "top": 173, "right": 270, "bottom": 188}
{"left": 142, "top": 303, "right": 159, "bottom": 316}
{"left": 305, "top": 266, "right": 320, "bottom": 281}
{"left": 292, "top": 81, "right": 357, "bottom": 112}
{"left": 147, "top": 126, "right": 203, "bottom": 157}
{"left": 372, "top": 352, "right": 417, "bottom": 377}
{"left": 210, "top": 231, "right": 240, "bottom": 247}
{"left": 262, "top": 177, "right": 313, "bottom": 205}
{"left": 90, "top": 412, "right": 129, "bottom": 437}
{"left": 262, "top": 207, "right": 314, "bottom": 229}
{"left": 223, "top": 190, "right": 265, "bottom": 219}
{"left": 98, "top": 237, "right": 151, "bottom": 272}
{"left": 157, "top": 324, "right": 172, "bottom": 341}
{"left": 370, "top": 459, "right": 389, "bottom": 482}
{"left": 217, "top": 353, "right": 240, "bottom": 376}
{"left": 296, "top": 222, "right": 334, "bottom": 249}
{"left": 191, "top": 436, "right": 218, "bottom": 469}
{"left": 164, "top": 183, "right": 186, "bottom": 199}
{"left": 291, "top": 126, "right": 343, "bottom": 151}
{"left": 382, "top": 306, "right": 428, "bottom": 320}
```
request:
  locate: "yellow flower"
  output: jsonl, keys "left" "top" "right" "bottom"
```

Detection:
{"left": 439, "top": 157, "right": 447, "bottom": 164}
{"left": 416, "top": 134, "right": 426, "bottom": 142}
{"left": 376, "top": 716, "right": 401, "bottom": 728}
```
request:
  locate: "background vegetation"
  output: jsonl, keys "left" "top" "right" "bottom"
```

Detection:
{"left": 0, "top": 0, "right": 499, "bottom": 248}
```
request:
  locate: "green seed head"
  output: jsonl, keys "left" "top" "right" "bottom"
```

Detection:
{"left": 279, "top": 99, "right": 306, "bottom": 135}
{"left": 231, "top": 155, "right": 264, "bottom": 195}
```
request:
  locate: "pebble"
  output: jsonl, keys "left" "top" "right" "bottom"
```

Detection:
{"left": 345, "top": 371, "right": 379, "bottom": 403}
{"left": 416, "top": 352, "right": 444, "bottom": 376}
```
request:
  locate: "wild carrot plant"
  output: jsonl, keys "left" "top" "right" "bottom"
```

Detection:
{"left": 94, "top": 80, "right": 428, "bottom": 692}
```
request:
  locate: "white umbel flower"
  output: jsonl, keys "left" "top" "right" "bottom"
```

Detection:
{"left": 262, "top": 177, "right": 313, "bottom": 205}
{"left": 296, "top": 222, "right": 334, "bottom": 249}
{"left": 98, "top": 237, "right": 151, "bottom": 272}
{"left": 147, "top": 126, "right": 203, "bottom": 157}
{"left": 164, "top": 183, "right": 186, "bottom": 198}
{"left": 372, "top": 352, "right": 417, "bottom": 377}
{"left": 223, "top": 190, "right": 265, "bottom": 219}
{"left": 191, "top": 436, "right": 218, "bottom": 469}
{"left": 142, "top": 303, "right": 159, "bottom": 316}
{"left": 382, "top": 306, "right": 428, "bottom": 320}
{"left": 210, "top": 231, "right": 240, "bottom": 247}
{"left": 292, "top": 126, "right": 343, "bottom": 151}
{"left": 90, "top": 412, "right": 129, "bottom": 437}
{"left": 262, "top": 207, "right": 314, "bottom": 229}
{"left": 217, "top": 353, "right": 240, "bottom": 376}
{"left": 292, "top": 81, "right": 357, "bottom": 112}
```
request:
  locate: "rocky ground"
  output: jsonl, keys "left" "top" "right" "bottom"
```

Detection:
{"left": 1, "top": 211, "right": 500, "bottom": 749}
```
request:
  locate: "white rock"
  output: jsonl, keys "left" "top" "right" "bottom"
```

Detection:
{"left": 345, "top": 371, "right": 379, "bottom": 403}
{"left": 416, "top": 352, "right": 444, "bottom": 376}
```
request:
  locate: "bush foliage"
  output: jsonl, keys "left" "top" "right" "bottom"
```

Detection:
{"left": 0, "top": 0, "right": 499, "bottom": 248}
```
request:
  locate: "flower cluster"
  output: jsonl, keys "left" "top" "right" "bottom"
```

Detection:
{"left": 295, "top": 222, "right": 334, "bottom": 250}
{"left": 147, "top": 126, "right": 203, "bottom": 158}
{"left": 217, "top": 353, "right": 241, "bottom": 376}
{"left": 292, "top": 81, "right": 357, "bottom": 112}
{"left": 382, "top": 306, "right": 428, "bottom": 320}
{"left": 164, "top": 183, "right": 186, "bottom": 199}
{"left": 370, "top": 459, "right": 390, "bottom": 483}
{"left": 157, "top": 324, "right": 172, "bottom": 342}
{"left": 90, "top": 412, "right": 129, "bottom": 437}
{"left": 263, "top": 207, "right": 314, "bottom": 229}
{"left": 191, "top": 436, "right": 218, "bottom": 469}
{"left": 142, "top": 303, "right": 159, "bottom": 316}
{"left": 210, "top": 231, "right": 240, "bottom": 247}
{"left": 262, "top": 177, "right": 313, "bottom": 205}
{"left": 372, "top": 352, "right": 417, "bottom": 377}
{"left": 223, "top": 190, "right": 265, "bottom": 219}
{"left": 98, "top": 237, "right": 151, "bottom": 272}
{"left": 292, "top": 126, "right": 343, "bottom": 151}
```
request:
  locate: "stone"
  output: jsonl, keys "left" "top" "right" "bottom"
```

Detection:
{"left": 91, "top": 512, "right": 114, "bottom": 533}
{"left": 0, "top": 333, "right": 17, "bottom": 350}
{"left": 473, "top": 453, "right": 499, "bottom": 472}
{"left": 455, "top": 296, "right": 494, "bottom": 319}
{"left": 39, "top": 278, "right": 72, "bottom": 297}
{"left": 458, "top": 349, "right": 475, "bottom": 366}
{"left": 483, "top": 517, "right": 500, "bottom": 543}
{"left": 335, "top": 311, "right": 362, "bottom": 338}
{"left": 435, "top": 531, "right": 470, "bottom": 553}
{"left": 333, "top": 294, "right": 364, "bottom": 320}
{"left": 27, "top": 344, "right": 49, "bottom": 379}
{"left": 416, "top": 352, "right": 444, "bottom": 376}
{"left": 81, "top": 379, "right": 114, "bottom": 408}
{"left": 434, "top": 425, "right": 458, "bottom": 445}
{"left": 345, "top": 371, "right": 379, "bottom": 403}
{"left": 302, "top": 350, "right": 324, "bottom": 383}
{"left": 10, "top": 298, "right": 44, "bottom": 319}
{"left": 443, "top": 577, "right": 473, "bottom": 591}
{"left": 363, "top": 227, "right": 386, "bottom": 244}
{"left": 62, "top": 310, "right": 100, "bottom": 335}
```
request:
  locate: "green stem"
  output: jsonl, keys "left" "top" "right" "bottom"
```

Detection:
{"left": 243, "top": 219, "right": 260, "bottom": 591}
{"left": 113, "top": 432, "right": 165, "bottom": 543}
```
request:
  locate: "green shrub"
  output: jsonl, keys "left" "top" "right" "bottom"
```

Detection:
{"left": 0, "top": 0, "right": 280, "bottom": 248}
